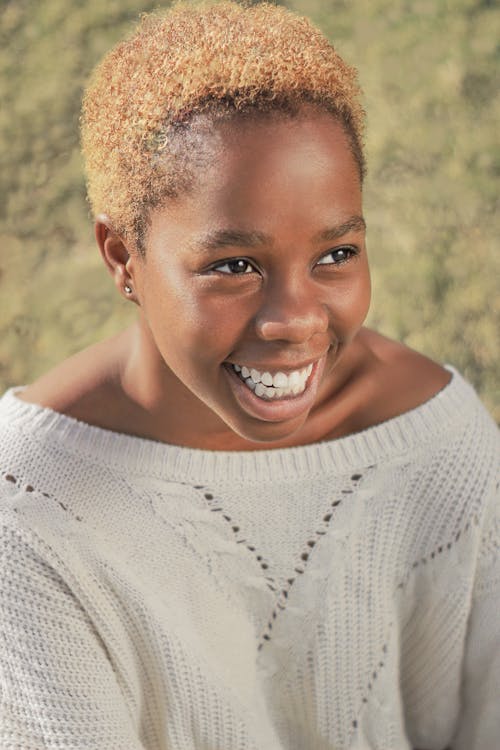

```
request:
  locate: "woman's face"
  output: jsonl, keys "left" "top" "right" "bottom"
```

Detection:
{"left": 127, "top": 110, "right": 371, "bottom": 445}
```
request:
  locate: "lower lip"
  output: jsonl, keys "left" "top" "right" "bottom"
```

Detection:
{"left": 222, "top": 357, "right": 326, "bottom": 423}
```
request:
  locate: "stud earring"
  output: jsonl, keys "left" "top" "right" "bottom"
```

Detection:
{"left": 124, "top": 284, "right": 132, "bottom": 294}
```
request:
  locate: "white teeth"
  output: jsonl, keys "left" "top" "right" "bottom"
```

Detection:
{"left": 273, "top": 372, "right": 288, "bottom": 388}
{"left": 231, "top": 361, "right": 314, "bottom": 400}
{"left": 250, "top": 368, "right": 261, "bottom": 383}
{"left": 255, "top": 383, "right": 266, "bottom": 397}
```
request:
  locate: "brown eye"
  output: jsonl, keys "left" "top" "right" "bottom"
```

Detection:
{"left": 213, "top": 258, "right": 255, "bottom": 274}
{"left": 317, "top": 246, "right": 357, "bottom": 266}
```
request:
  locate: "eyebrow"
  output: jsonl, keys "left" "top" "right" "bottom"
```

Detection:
{"left": 190, "top": 215, "right": 366, "bottom": 254}
{"left": 313, "top": 215, "right": 366, "bottom": 243}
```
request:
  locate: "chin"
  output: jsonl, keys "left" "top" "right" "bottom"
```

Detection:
{"left": 225, "top": 412, "right": 309, "bottom": 447}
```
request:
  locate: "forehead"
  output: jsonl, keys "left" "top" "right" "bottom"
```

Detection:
{"left": 149, "top": 111, "right": 362, "bottom": 250}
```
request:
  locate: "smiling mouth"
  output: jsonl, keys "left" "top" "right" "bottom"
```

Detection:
{"left": 230, "top": 362, "right": 313, "bottom": 400}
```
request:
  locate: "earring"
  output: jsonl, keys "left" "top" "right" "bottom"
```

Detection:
{"left": 124, "top": 284, "right": 132, "bottom": 294}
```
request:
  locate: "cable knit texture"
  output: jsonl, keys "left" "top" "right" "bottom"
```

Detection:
{"left": 0, "top": 367, "right": 498, "bottom": 750}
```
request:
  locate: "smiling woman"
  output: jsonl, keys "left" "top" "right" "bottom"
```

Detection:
{"left": 92, "top": 111, "right": 372, "bottom": 449}
{"left": 0, "top": 2, "right": 498, "bottom": 749}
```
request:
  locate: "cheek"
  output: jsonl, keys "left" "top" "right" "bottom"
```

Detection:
{"left": 355, "top": 267, "right": 372, "bottom": 321}
{"left": 142, "top": 267, "right": 197, "bottom": 332}
{"left": 143, "top": 275, "right": 246, "bottom": 367}
{"left": 329, "top": 267, "right": 371, "bottom": 336}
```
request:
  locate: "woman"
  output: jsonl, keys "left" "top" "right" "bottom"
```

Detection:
{"left": 0, "top": 2, "right": 498, "bottom": 748}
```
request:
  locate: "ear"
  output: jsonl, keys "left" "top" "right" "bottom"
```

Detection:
{"left": 95, "top": 215, "right": 140, "bottom": 303}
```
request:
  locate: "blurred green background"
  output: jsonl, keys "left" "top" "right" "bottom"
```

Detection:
{"left": 1, "top": 0, "right": 498, "bottom": 420}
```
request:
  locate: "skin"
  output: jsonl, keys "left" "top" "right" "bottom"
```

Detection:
{"left": 20, "top": 108, "right": 450, "bottom": 450}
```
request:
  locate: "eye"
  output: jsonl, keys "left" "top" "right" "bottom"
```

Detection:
{"left": 316, "top": 246, "right": 358, "bottom": 266}
{"left": 212, "top": 258, "right": 256, "bottom": 275}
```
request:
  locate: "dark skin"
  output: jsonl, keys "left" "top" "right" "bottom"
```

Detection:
{"left": 20, "top": 109, "right": 450, "bottom": 450}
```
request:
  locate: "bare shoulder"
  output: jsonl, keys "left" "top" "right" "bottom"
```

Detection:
{"left": 18, "top": 328, "right": 135, "bottom": 429}
{"left": 358, "top": 328, "right": 452, "bottom": 416}
{"left": 362, "top": 328, "right": 451, "bottom": 385}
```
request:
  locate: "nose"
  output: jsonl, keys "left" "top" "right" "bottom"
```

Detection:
{"left": 254, "top": 277, "right": 329, "bottom": 344}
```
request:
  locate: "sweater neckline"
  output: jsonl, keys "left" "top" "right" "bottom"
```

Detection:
{"left": 0, "top": 367, "right": 475, "bottom": 482}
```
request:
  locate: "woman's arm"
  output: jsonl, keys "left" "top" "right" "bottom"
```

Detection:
{"left": 451, "top": 480, "right": 500, "bottom": 750}
{"left": 0, "top": 518, "right": 147, "bottom": 750}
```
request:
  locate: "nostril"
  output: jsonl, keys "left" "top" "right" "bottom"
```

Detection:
{"left": 257, "top": 312, "right": 328, "bottom": 343}
{"left": 255, "top": 290, "right": 329, "bottom": 343}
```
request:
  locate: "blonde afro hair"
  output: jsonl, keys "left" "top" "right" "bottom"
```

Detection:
{"left": 81, "top": 0, "right": 366, "bottom": 252}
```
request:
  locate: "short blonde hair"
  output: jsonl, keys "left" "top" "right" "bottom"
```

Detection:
{"left": 81, "top": 0, "right": 365, "bottom": 251}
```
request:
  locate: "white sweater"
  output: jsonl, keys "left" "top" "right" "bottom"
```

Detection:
{"left": 0, "top": 368, "right": 498, "bottom": 750}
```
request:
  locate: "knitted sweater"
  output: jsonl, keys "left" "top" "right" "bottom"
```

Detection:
{"left": 0, "top": 368, "right": 498, "bottom": 750}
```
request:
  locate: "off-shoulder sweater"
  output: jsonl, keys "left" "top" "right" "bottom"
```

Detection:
{"left": 0, "top": 368, "right": 498, "bottom": 750}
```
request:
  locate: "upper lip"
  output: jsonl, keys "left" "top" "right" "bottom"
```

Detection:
{"left": 226, "top": 356, "right": 325, "bottom": 373}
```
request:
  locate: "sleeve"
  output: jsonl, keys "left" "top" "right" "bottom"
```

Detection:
{"left": 0, "top": 519, "right": 146, "bottom": 750}
{"left": 451, "top": 479, "right": 500, "bottom": 750}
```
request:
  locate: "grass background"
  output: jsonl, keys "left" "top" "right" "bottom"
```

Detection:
{"left": 0, "top": 0, "right": 498, "bottom": 420}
